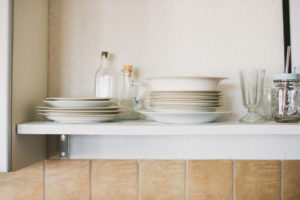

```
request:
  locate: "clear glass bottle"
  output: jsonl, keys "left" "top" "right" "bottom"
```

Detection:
{"left": 95, "top": 51, "right": 115, "bottom": 98}
{"left": 271, "top": 74, "right": 300, "bottom": 122}
{"left": 119, "top": 65, "right": 140, "bottom": 120}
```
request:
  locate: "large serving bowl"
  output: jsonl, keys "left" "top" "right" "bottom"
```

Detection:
{"left": 146, "top": 76, "right": 227, "bottom": 91}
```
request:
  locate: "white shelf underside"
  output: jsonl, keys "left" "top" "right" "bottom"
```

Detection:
{"left": 18, "top": 121, "right": 300, "bottom": 135}
{"left": 18, "top": 121, "right": 300, "bottom": 160}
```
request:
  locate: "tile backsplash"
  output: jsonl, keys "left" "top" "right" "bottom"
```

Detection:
{"left": 1, "top": 159, "right": 300, "bottom": 200}
{"left": 188, "top": 160, "right": 233, "bottom": 200}
{"left": 140, "top": 160, "right": 185, "bottom": 200}
{"left": 235, "top": 160, "right": 281, "bottom": 200}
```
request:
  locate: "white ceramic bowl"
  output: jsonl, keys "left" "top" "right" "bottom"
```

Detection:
{"left": 147, "top": 76, "right": 227, "bottom": 91}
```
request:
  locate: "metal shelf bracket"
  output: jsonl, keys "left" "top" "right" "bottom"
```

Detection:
{"left": 59, "top": 135, "right": 69, "bottom": 159}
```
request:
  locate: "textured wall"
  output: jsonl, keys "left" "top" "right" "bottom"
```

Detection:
{"left": 1, "top": 160, "right": 300, "bottom": 200}
{"left": 48, "top": 0, "right": 284, "bottom": 120}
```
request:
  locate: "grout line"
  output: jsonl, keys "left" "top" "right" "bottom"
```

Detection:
{"left": 137, "top": 160, "right": 140, "bottom": 200}
{"left": 185, "top": 160, "right": 188, "bottom": 200}
{"left": 280, "top": 160, "right": 283, "bottom": 200}
{"left": 43, "top": 160, "right": 46, "bottom": 200}
{"left": 233, "top": 160, "right": 235, "bottom": 200}
{"left": 90, "top": 160, "right": 92, "bottom": 200}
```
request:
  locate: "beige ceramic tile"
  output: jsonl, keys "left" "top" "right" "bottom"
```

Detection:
{"left": 45, "top": 160, "right": 90, "bottom": 200}
{"left": 140, "top": 160, "right": 185, "bottom": 200}
{"left": 188, "top": 160, "right": 233, "bottom": 200}
{"left": 0, "top": 161, "right": 44, "bottom": 200}
{"left": 235, "top": 160, "right": 280, "bottom": 200}
{"left": 283, "top": 160, "right": 300, "bottom": 200}
{"left": 92, "top": 160, "right": 138, "bottom": 200}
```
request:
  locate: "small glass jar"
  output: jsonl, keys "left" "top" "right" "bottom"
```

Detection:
{"left": 271, "top": 74, "right": 300, "bottom": 122}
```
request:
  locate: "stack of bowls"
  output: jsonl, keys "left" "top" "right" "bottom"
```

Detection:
{"left": 37, "top": 97, "right": 122, "bottom": 123}
{"left": 139, "top": 76, "right": 228, "bottom": 124}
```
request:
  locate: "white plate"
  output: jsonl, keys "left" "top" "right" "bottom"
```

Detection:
{"left": 147, "top": 96, "right": 221, "bottom": 101}
{"left": 150, "top": 107, "right": 219, "bottom": 112}
{"left": 37, "top": 106, "right": 120, "bottom": 110}
{"left": 44, "top": 100, "right": 115, "bottom": 108}
{"left": 150, "top": 102, "right": 222, "bottom": 107}
{"left": 38, "top": 110, "right": 120, "bottom": 115}
{"left": 139, "top": 110, "right": 228, "bottom": 124}
{"left": 150, "top": 90, "right": 223, "bottom": 93}
{"left": 150, "top": 91, "right": 222, "bottom": 95}
{"left": 147, "top": 76, "right": 227, "bottom": 91}
{"left": 149, "top": 93, "right": 222, "bottom": 98}
{"left": 149, "top": 99, "right": 222, "bottom": 104}
{"left": 39, "top": 113, "right": 120, "bottom": 123}
{"left": 45, "top": 97, "right": 112, "bottom": 101}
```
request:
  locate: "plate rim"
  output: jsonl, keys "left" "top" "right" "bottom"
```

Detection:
{"left": 36, "top": 106, "right": 120, "bottom": 110}
{"left": 146, "top": 76, "right": 228, "bottom": 80}
{"left": 45, "top": 97, "right": 113, "bottom": 101}
{"left": 139, "top": 110, "right": 229, "bottom": 114}
{"left": 150, "top": 90, "right": 223, "bottom": 93}
{"left": 39, "top": 113, "right": 123, "bottom": 117}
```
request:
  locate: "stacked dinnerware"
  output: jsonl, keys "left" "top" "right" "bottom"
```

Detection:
{"left": 37, "top": 97, "right": 121, "bottom": 123}
{"left": 139, "top": 76, "right": 228, "bottom": 124}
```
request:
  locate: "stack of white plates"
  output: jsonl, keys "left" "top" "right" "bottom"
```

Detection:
{"left": 147, "top": 91, "right": 223, "bottom": 112}
{"left": 139, "top": 76, "right": 228, "bottom": 123}
{"left": 38, "top": 97, "right": 122, "bottom": 123}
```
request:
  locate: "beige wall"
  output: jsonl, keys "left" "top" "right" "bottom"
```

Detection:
{"left": 48, "top": 0, "right": 284, "bottom": 120}
{"left": 11, "top": 0, "right": 48, "bottom": 171}
{"left": 1, "top": 159, "right": 300, "bottom": 200}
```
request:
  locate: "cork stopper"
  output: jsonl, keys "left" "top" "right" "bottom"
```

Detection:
{"left": 101, "top": 51, "right": 108, "bottom": 58}
{"left": 123, "top": 65, "right": 133, "bottom": 77}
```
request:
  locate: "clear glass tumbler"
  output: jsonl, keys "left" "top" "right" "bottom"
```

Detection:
{"left": 239, "top": 69, "right": 266, "bottom": 123}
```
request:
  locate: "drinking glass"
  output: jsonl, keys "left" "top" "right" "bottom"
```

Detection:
{"left": 257, "top": 88, "right": 272, "bottom": 121}
{"left": 239, "top": 69, "right": 266, "bottom": 123}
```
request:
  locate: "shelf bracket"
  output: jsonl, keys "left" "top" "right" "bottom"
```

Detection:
{"left": 59, "top": 135, "right": 69, "bottom": 159}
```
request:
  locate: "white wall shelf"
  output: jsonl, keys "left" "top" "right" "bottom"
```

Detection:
{"left": 17, "top": 121, "right": 300, "bottom": 160}
{"left": 18, "top": 120, "right": 300, "bottom": 135}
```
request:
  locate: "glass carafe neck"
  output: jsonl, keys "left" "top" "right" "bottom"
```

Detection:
{"left": 100, "top": 55, "right": 109, "bottom": 69}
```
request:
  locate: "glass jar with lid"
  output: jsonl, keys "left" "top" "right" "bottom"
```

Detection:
{"left": 271, "top": 74, "right": 300, "bottom": 122}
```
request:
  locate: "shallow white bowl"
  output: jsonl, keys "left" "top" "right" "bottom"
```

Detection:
{"left": 44, "top": 100, "right": 114, "bottom": 108}
{"left": 147, "top": 76, "right": 227, "bottom": 91}
{"left": 139, "top": 110, "right": 228, "bottom": 124}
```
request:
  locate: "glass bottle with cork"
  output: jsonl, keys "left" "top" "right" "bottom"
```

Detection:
{"left": 119, "top": 65, "right": 140, "bottom": 120}
{"left": 95, "top": 51, "right": 116, "bottom": 98}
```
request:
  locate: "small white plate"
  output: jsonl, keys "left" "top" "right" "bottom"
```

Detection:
{"left": 139, "top": 110, "right": 228, "bottom": 124}
{"left": 37, "top": 106, "right": 120, "bottom": 110}
{"left": 150, "top": 90, "right": 223, "bottom": 93}
{"left": 149, "top": 107, "right": 219, "bottom": 112}
{"left": 39, "top": 113, "right": 121, "bottom": 123}
{"left": 45, "top": 97, "right": 112, "bottom": 101}
{"left": 147, "top": 96, "right": 221, "bottom": 101}
{"left": 150, "top": 93, "right": 223, "bottom": 97}
{"left": 44, "top": 100, "right": 115, "bottom": 108}
{"left": 150, "top": 102, "right": 222, "bottom": 107}
{"left": 38, "top": 109, "right": 120, "bottom": 115}
{"left": 149, "top": 99, "right": 222, "bottom": 104}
